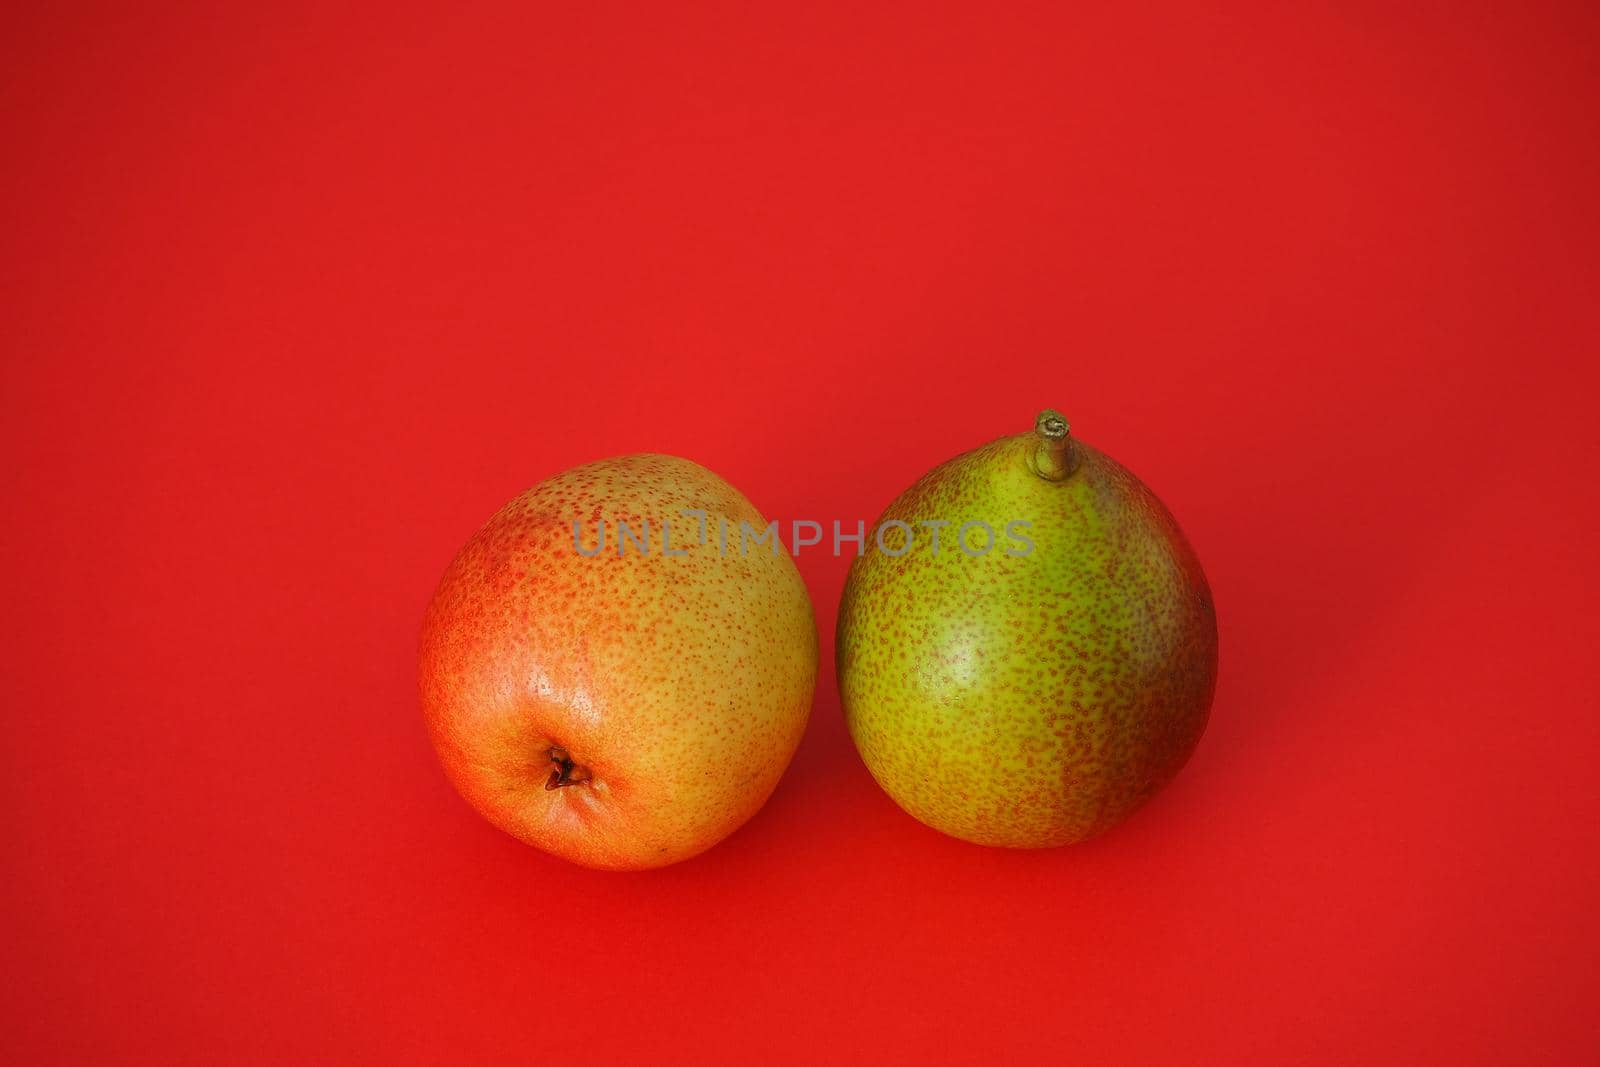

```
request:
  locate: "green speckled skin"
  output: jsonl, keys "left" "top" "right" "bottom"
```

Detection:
{"left": 837, "top": 427, "right": 1217, "bottom": 848}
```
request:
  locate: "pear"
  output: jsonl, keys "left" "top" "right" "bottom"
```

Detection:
{"left": 420, "top": 454, "right": 817, "bottom": 869}
{"left": 837, "top": 412, "right": 1217, "bottom": 847}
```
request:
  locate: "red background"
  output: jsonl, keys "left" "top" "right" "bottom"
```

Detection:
{"left": 5, "top": 3, "right": 1598, "bottom": 1062}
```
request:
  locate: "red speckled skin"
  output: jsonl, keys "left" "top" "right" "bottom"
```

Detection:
{"left": 420, "top": 454, "right": 817, "bottom": 870}
{"left": 837, "top": 427, "right": 1217, "bottom": 847}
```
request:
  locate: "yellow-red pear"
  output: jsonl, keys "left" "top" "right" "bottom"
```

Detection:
{"left": 421, "top": 454, "right": 817, "bottom": 870}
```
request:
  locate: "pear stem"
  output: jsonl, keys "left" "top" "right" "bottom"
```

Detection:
{"left": 1029, "top": 409, "right": 1077, "bottom": 481}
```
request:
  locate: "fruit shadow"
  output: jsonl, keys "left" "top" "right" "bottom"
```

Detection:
{"left": 1111, "top": 412, "right": 1493, "bottom": 849}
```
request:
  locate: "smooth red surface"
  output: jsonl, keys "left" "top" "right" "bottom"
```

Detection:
{"left": 4, "top": 3, "right": 1597, "bottom": 1062}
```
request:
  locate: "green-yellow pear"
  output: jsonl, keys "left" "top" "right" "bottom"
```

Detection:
{"left": 837, "top": 412, "right": 1217, "bottom": 848}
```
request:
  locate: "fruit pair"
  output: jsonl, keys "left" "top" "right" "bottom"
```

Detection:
{"left": 419, "top": 412, "right": 1217, "bottom": 869}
